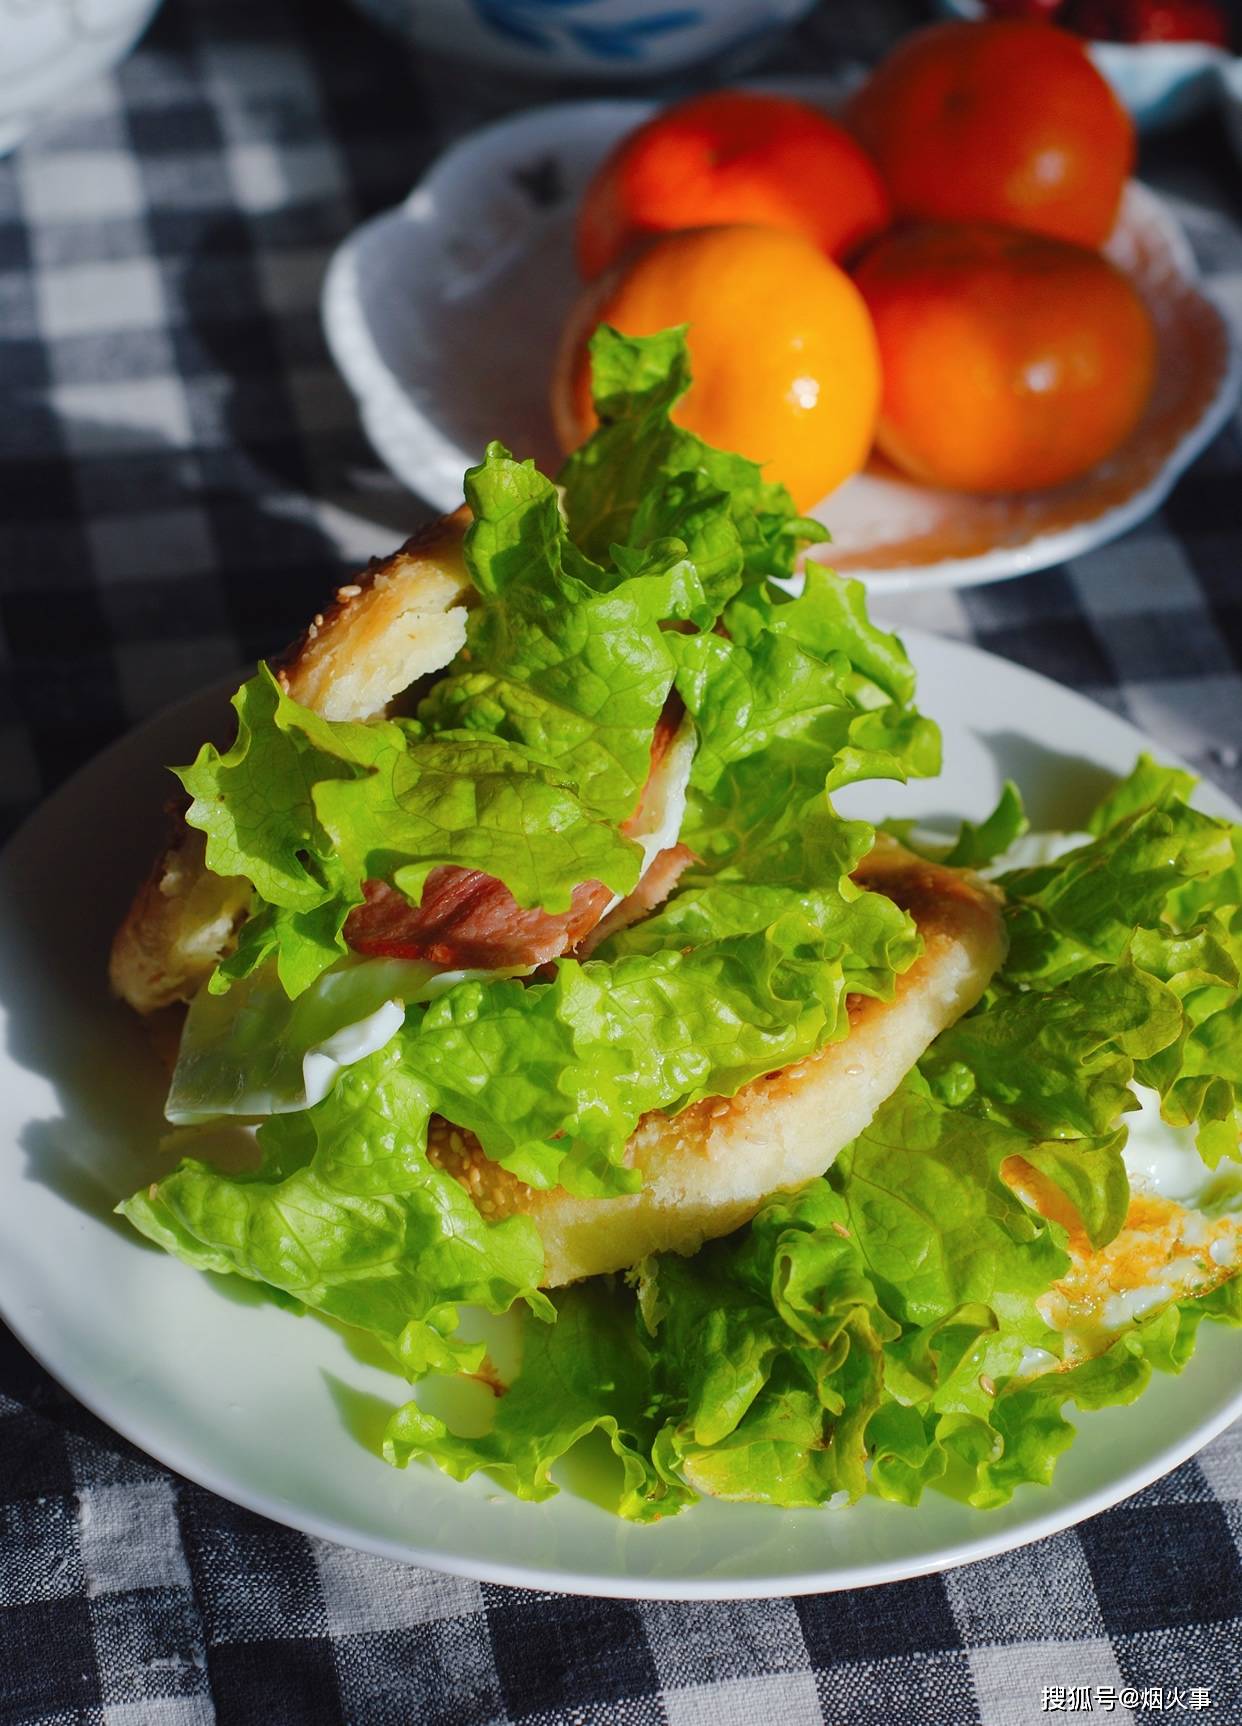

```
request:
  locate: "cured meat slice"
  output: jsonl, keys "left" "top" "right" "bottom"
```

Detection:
{"left": 345, "top": 871, "right": 616, "bottom": 970}
{"left": 345, "top": 699, "right": 690, "bottom": 970}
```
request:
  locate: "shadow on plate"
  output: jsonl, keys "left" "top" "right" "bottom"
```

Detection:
{"left": 321, "top": 1371, "right": 400, "bottom": 1462}
{"left": 893, "top": 736, "right": 1119, "bottom": 843}
{"left": 0, "top": 757, "right": 177, "bottom": 1235}
{"left": 978, "top": 732, "right": 1120, "bottom": 834}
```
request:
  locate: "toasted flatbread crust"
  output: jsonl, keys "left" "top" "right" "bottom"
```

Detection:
{"left": 109, "top": 510, "right": 473, "bottom": 1013}
{"left": 108, "top": 819, "right": 252, "bottom": 1015}
{"left": 272, "top": 507, "right": 471, "bottom": 722}
{"left": 428, "top": 839, "right": 1007, "bottom": 1286}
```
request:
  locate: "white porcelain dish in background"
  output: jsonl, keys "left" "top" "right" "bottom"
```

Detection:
{"left": 938, "top": 0, "right": 1233, "bottom": 133}
{"left": 0, "top": 0, "right": 164, "bottom": 157}
{"left": 345, "top": 0, "right": 818, "bottom": 80}
{"left": 322, "top": 93, "right": 1240, "bottom": 595}
{"left": 3, "top": 632, "right": 1241, "bottom": 1601}
{"left": 1219, "top": 56, "right": 1242, "bottom": 168}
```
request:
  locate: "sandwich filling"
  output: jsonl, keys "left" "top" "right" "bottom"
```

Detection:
{"left": 165, "top": 708, "right": 698, "bottom": 1123}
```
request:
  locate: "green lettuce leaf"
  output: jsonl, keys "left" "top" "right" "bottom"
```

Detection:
{"left": 121, "top": 1042, "right": 551, "bottom": 1379}
{"left": 420, "top": 444, "right": 704, "bottom": 820}
{"left": 998, "top": 800, "right": 1233, "bottom": 986}
{"left": 385, "top": 1280, "right": 683, "bottom": 1521}
{"left": 209, "top": 889, "right": 361, "bottom": 1002}
{"left": 595, "top": 869, "right": 922, "bottom": 1012}
{"left": 643, "top": 1180, "right": 895, "bottom": 1507}
{"left": 388, "top": 1067, "right": 1054, "bottom": 1511}
{"left": 1150, "top": 797, "right": 1242, "bottom": 1164}
{"left": 830, "top": 1085, "right": 1068, "bottom": 1345}
{"left": 943, "top": 781, "right": 1028, "bottom": 868}
{"left": 1003, "top": 782, "right": 1242, "bottom": 1163}
{"left": 669, "top": 569, "right": 940, "bottom": 884}
{"left": 167, "top": 953, "right": 530, "bottom": 1123}
{"left": 880, "top": 782, "right": 1028, "bottom": 871}
{"left": 558, "top": 324, "right": 823, "bottom": 586}
{"left": 1130, "top": 911, "right": 1242, "bottom": 1166}
{"left": 1086, "top": 753, "right": 1198, "bottom": 835}
{"left": 180, "top": 667, "right": 643, "bottom": 996}
{"left": 927, "top": 1275, "right": 1242, "bottom": 1509}
{"left": 392, "top": 1180, "right": 894, "bottom": 1514}
{"left": 176, "top": 665, "right": 395, "bottom": 914}
{"left": 928, "top": 953, "right": 1131, "bottom": 1144}
{"left": 397, "top": 1068, "right": 1235, "bottom": 1520}
{"left": 620, "top": 469, "right": 748, "bottom": 627}
{"left": 674, "top": 569, "right": 938, "bottom": 798}
{"left": 313, "top": 730, "right": 640, "bottom": 914}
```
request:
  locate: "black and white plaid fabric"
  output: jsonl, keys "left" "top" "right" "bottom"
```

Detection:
{"left": 3, "top": 1, "right": 1242, "bottom": 1721}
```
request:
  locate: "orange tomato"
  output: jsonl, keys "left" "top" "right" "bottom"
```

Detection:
{"left": 553, "top": 225, "right": 881, "bottom": 511}
{"left": 852, "top": 222, "right": 1156, "bottom": 493}
{"left": 845, "top": 21, "right": 1133, "bottom": 248}
{"left": 576, "top": 91, "right": 891, "bottom": 282}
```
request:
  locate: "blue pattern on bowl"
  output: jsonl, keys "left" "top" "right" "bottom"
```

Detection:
{"left": 473, "top": 0, "right": 703, "bottom": 60}
{"left": 346, "top": 0, "right": 815, "bottom": 76}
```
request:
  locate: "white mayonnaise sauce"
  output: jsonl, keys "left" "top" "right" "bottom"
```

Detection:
{"left": 298, "top": 996, "right": 407, "bottom": 1110}
{"left": 599, "top": 715, "right": 696, "bottom": 918}
{"left": 167, "top": 954, "right": 519, "bottom": 1124}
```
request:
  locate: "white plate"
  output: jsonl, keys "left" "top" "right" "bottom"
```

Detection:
{"left": 0, "top": 0, "right": 164, "bottom": 157}
{"left": 322, "top": 93, "right": 1241, "bottom": 594}
{"left": 3, "top": 630, "right": 1241, "bottom": 1600}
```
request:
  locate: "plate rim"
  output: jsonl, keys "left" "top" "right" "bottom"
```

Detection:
{"left": 320, "top": 92, "right": 1242, "bottom": 594}
{"left": 4, "top": 629, "right": 1242, "bottom": 1600}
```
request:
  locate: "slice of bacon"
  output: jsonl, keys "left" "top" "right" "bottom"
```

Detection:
{"left": 346, "top": 870, "right": 616, "bottom": 970}
{"left": 344, "top": 698, "right": 686, "bottom": 971}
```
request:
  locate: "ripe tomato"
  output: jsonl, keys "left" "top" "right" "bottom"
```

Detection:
{"left": 576, "top": 91, "right": 890, "bottom": 281}
{"left": 845, "top": 21, "right": 1134, "bottom": 247}
{"left": 852, "top": 221, "right": 1156, "bottom": 493}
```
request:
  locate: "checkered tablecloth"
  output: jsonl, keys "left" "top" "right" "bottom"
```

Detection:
{"left": 4, "top": 0, "right": 1242, "bottom": 1721}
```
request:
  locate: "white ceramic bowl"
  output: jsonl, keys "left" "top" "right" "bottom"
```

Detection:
{"left": 346, "top": 0, "right": 817, "bottom": 79}
{"left": 0, "top": 0, "right": 164, "bottom": 156}
{"left": 1219, "top": 55, "right": 1242, "bottom": 165}
{"left": 937, "top": 0, "right": 1232, "bottom": 132}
